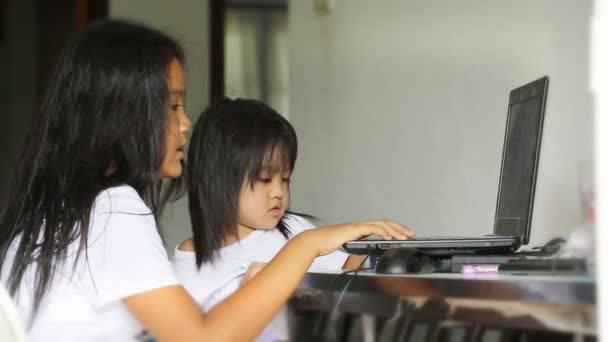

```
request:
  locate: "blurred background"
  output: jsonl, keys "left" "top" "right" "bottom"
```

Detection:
{"left": 0, "top": 0, "right": 596, "bottom": 254}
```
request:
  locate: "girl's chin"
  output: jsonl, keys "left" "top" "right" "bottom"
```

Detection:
{"left": 256, "top": 225, "right": 278, "bottom": 230}
{"left": 256, "top": 219, "right": 282, "bottom": 230}
{"left": 158, "top": 163, "right": 183, "bottom": 178}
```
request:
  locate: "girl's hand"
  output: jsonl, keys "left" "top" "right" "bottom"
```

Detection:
{"left": 240, "top": 262, "right": 266, "bottom": 286}
{"left": 304, "top": 220, "right": 414, "bottom": 256}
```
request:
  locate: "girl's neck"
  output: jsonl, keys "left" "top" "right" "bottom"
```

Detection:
{"left": 222, "top": 224, "right": 255, "bottom": 247}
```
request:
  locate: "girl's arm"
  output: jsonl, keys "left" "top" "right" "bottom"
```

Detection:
{"left": 124, "top": 220, "right": 412, "bottom": 342}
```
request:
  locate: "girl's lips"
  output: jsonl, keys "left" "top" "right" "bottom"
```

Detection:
{"left": 176, "top": 145, "right": 185, "bottom": 158}
{"left": 269, "top": 207, "right": 283, "bottom": 217}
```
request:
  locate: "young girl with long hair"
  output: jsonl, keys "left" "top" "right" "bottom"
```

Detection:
{"left": 0, "top": 20, "right": 411, "bottom": 342}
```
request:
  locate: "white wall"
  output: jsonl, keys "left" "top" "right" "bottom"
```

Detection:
{"left": 289, "top": 0, "right": 594, "bottom": 247}
{"left": 110, "top": 0, "right": 210, "bottom": 252}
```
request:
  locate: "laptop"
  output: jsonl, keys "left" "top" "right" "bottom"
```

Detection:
{"left": 344, "top": 76, "right": 549, "bottom": 256}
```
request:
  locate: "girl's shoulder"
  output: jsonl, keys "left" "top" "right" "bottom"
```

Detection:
{"left": 86, "top": 185, "right": 156, "bottom": 244}
{"left": 93, "top": 185, "right": 152, "bottom": 216}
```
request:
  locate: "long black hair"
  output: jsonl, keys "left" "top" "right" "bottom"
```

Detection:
{"left": 0, "top": 19, "right": 185, "bottom": 315}
{"left": 187, "top": 98, "right": 310, "bottom": 267}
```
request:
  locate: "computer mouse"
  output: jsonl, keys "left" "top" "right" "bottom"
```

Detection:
{"left": 540, "top": 237, "right": 566, "bottom": 255}
{"left": 375, "top": 248, "right": 435, "bottom": 275}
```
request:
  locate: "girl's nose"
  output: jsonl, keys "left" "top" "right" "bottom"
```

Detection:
{"left": 180, "top": 113, "right": 192, "bottom": 133}
{"left": 270, "top": 180, "right": 284, "bottom": 198}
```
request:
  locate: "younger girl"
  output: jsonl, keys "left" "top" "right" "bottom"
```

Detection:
{"left": 172, "top": 98, "right": 400, "bottom": 310}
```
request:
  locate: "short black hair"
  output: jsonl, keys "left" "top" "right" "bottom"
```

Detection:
{"left": 187, "top": 98, "right": 299, "bottom": 266}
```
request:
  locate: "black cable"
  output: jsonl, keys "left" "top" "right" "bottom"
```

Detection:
{"left": 330, "top": 254, "right": 371, "bottom": 317}
{"left": 325, "top": 248, "right": 373, "bottom": 315}
{"left": 322, "top": 251, "right": 372, "bottom": 341}
{"left": 310, "top": 248, "right": 372, "bottom": 340}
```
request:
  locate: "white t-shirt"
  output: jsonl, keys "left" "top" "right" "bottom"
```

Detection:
{"left": 0, "top": 186, "right": 179, "bottom": 342}
{"left": 171, "top": 214, "right": 349, "bottom": 310}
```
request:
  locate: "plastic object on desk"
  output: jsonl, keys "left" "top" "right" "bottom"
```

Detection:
{"left": 460, "top": 264, "right": 500, "bottom": 274}
{"left": 451, "top": 255, "right": 587, "bottom": 273}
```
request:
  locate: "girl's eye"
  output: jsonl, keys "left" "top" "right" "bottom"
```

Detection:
{"left": 171, "top": 104, "right": 183, "bottom": 111}
{"left": 282, "top": 178, "right": 291, "bottom": 184}
{"left": 259, "top": 178, "right": 272, "bottom": 183}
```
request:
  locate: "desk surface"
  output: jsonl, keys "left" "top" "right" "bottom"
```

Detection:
{"left": 299, "top": 270, "right": 595, "bottom": 305}
{"left": 292, "top": 271, "right": 596, "bottom": 335}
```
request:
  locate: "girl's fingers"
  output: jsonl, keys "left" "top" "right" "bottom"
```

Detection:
{"left": 367, "top": 223, "right": 391, "bottom": 240}
{"left": 240, "top": 262, "right": 266, "bottom": 286}
{"left": 367, "top": 223, "right": 397, "bottom": 240}
{"left": 368, "top": 220, "right": 410, "bottom": 240}
{"left": 385, "top": 220, "right": 415, "bottom": 237}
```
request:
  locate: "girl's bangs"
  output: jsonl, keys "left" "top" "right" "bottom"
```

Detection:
{"left": 245, "top": 142, "right": 294, "bottom": 187}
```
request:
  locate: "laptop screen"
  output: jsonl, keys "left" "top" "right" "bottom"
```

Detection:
{"left": 493, "top": 77, "right": 548, "bottom": 245}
